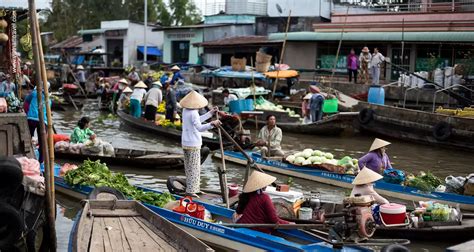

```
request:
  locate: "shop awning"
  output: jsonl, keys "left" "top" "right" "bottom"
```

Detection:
{"left": 269, "top": 31, "right": 474, "bottom": 43}
{"left": 137, "top": 46, "right": 162, "bottom": 56}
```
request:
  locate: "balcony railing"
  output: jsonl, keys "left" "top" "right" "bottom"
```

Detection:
{"left": 333, "top": 0, "right": 474, "bottom": 14}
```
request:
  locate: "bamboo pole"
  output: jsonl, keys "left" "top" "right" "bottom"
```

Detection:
{"left": 250, "top": 56, "right": 258, "bottom": 138}
{"left": 33, "top": 2, "right": 56, "bottom": 207}
{"left": 271, "top": 10, "right": 291, "bottom": 100}
{"left": 28, "top": 0, "right": 57, "bottom": 250}
{"left": 329, "top": 6, "right": 350, "bottom": 88}
{"left": 216, "top": 113, "right": 230, "bottom": 208}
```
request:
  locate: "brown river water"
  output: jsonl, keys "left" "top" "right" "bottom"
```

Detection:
{"left": 53, "top": 100, "right": 473, "bottom": 251}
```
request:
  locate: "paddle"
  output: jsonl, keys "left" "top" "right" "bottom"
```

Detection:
{"left": 216, "top": 112, "right": 230, "bottom": 208}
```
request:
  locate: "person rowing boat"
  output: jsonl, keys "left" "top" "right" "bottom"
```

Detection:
{"left": 233, "top": 171, "right": 292, "bottom": 234}
{"left": 254, "top": 114, "right": 284, "bottom": 158}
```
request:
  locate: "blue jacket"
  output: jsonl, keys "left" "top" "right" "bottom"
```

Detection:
{"left": 26, "top": 90, "right": 51, "bottom": 123}
{"left": 171, "top": 72, "right": 184, "bottom": 85}
{"left": 310, "top": 93, "right": 324, "bottom": 111}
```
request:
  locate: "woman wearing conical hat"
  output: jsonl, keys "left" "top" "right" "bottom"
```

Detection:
{"left": 234, "top": 171, "right": 290, "bottom": 234}
{"left": 351, "top": 167, "right": 389, "bottom": 205}
{"left": 180, "top": 90, "right": 221, "bottom": 197}
{"left": 358, "top": 138, "right": 392, "bottom": 174}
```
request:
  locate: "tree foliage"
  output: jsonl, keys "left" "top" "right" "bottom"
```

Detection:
{"left": 42, "top": 0, "right": 202, "bottom": 42}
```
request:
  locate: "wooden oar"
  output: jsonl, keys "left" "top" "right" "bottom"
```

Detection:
{"left": 220, "top": 223, "right": 326, "bottom": 230}
{"left": 216, "top": 113, "right": 230, "bottom": 208}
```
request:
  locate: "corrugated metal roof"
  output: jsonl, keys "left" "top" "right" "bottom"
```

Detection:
{"left": 269, "top": 31, "right": 474, "bottom": 42}
{"left": 152, "top": 24, "right": 232, "bottom": 31}
{"left": 50, "top": 36, "right": 82, "bottom": 49}
{"left": 77, "top": 29, "right": 105, "bottom": 35}
{"left": 195, "top": 36, "right": 282, "bottom": 47}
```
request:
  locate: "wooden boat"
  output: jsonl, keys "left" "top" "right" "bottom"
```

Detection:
{"left": 70, "top": 199, "right": 213, "bottom": 252}
{"left": 54, "top": 175, "right": 376, "bottom": 252}
{"left": 55, "top": 147, "right": 210, "bottom": 169}
{"left": 117, "top": 110, "right": 232, "bottom": 150}
{"left": 356, "top": 102, "right": 474, "bottom": 151}
{"left": 317, "top": 201, "right": 474, "bottom": 242}
{"left": 51, "top": 99, "right": 84, "bottom": 111}
{"left": 244, "top": 112, "right": 358, "bottom": 135}
{"left": 214, "top": 151, "right": 474, "bottom": 211}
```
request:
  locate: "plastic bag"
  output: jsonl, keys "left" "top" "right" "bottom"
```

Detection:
{"left": 60, "top": 163, "right": 78, "bottom": 177}
{"left": 69, "top": 143, "right": 83, "bottom": 154}
{"left": 54, "top": 141, "right": 70, "bottom": 152}
{"left": 102, "top": 142, "right": 115, "bottom": 157}
{"left": 81, "top": 140, "right": 104, "bottom": 155}
{"left": 383, "top": 168, "right": 405, "bottom": 185}
{"left": 445, "top": 175, "right": 465, "bottom": 194}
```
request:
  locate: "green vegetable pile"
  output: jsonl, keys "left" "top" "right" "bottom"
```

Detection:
{"left": 64, "top": 160, "right": 175, "bottom": 207}
{"left": 406, "top": 171, "right": 443, "bottom": 192}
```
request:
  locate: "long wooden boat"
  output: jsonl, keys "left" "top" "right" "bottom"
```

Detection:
{"left": 54, "top": 175, "right": 372, "bottom": 252}
{"left": 356, "top": 102, "right": 474, "bottom": 151}
{"left": 70, "top": 199, "right": 213, "bottom": 252}
{"left": 244, "top": 112, "right": 358, "bottom": 135}
{"left": 214, "top": 151, "right": 474, "bottom": 211}
{"left": 51, "top": 100, "right": 84, "bottom": 111}
{"left": 317, "top": 201, "right": 474, "bottom": 241}
{"left": 117, "top": 110, "right": 232, "bottom": 150}
{"left": 55, "top": 147, "right": 209, "bottom": 169}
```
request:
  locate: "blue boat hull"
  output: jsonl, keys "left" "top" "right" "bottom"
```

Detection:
{"left": 54, "top": 175, "right": 366, "bottom": 252}
{"left": 218, "top": 151, "right": 474, "bottom": 211}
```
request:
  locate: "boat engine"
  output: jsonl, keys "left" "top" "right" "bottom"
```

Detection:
{"left": 219, "top": 114, "right": 253, "bottom": 149}
{"left": 326, "top": 196, "right": 377, "bottom": 243}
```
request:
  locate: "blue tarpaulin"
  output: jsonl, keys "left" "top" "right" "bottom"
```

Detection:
{"left": 137, "top": 46, "right": 162, "bottom": 56}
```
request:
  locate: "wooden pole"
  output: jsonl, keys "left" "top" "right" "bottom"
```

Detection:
{"left": 28, "top": 0, "right": 57, "bottom": 250}
{"left": 329, "top": 6, "right": 350, "bottom": 87}
{"left": 216, "top": 113, "right": 230, "bottom": 208}
{"left": 250, "top": 56, "right": 258, "bottom": 138}
{"left": 271, "top": 10, "right": 291, "bottom": 100}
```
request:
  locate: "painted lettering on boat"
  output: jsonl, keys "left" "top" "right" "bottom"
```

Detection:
{"left": 321, "top": 172, "right": 353, "bottom": 183}
{"left": 181, "top": 216, "right": 226, "bottom": 234}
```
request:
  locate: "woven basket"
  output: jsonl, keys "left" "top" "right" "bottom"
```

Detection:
{"left": 256, "top": 51, "right": 272, "bottom": 63}
{"left": 231, "top": 57, "right": 246, "bottom": 72}
{"left": 255, "top": 62, "right": 271, "bottom": 73}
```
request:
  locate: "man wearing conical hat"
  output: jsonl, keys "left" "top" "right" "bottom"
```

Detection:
{"left": 180, "top": 90, "right": 221, "bottom": 197}
{"left": 358, "top": 138, "right": 392, "bottom": 174}
{"left": 351, "top": 167, "right": 389, "bottom": 205}
{"left": 234, "top": 170, "right": 290, "bottom": 233}
{"left": 170, "top": 65, "right": 184, "bottom": 86}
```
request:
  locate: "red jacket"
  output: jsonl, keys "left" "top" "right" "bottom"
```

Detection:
{"left": 237, "top": 192, "right": 289, "bottom": 233}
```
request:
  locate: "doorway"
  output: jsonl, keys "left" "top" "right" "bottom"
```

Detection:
{"left": 107, "top": 39, "right": 124, "bottom": 67}
{"left": 172, "top": 41, "right": 190, "bottom": 63}
{"left": 391, "top": 48, "right": 411, "bottom": 80}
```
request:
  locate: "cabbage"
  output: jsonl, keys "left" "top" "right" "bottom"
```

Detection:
{"left": 325, "top": 159, "right": 338, "bottom": 165}
{"left": 312, "top": 150, "right": 323, "bottom": 157}
{"left": 286, "top": 155, "right": 296, "bottom": 163}
{"left": 324, "top": 153, "right": 334, "bottom": 159}
{"left": 276, "top": 105, "right": 283, "bottom": 109}
{"left": 302, "top": 159, "right": 312, "bottom": 166}
{"left": 303, "top": 148, "right": 313, "bottom": 153}
{"left": 302, "top": 150, "right": 312, "bottom": 158}
{"left": 294, "top": 157, "right": 306, "bottom": 165}
{"left": 337, "top": 156, "right": 353, "bottom": 166}
{"left": 294, "top": 152, "right": 304, "bottom": 158}
{"left": 352, "top": 159, "right": 358, "bottom": 165}
{"left": 311, "top": 156, "right": 324, "bottom": 164}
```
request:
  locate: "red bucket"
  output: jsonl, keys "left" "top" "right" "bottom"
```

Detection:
{"left": 172, "top": 196, "right": 193, "bottom": 214}
{"left": 380, "top": 203, "right": 406, "bottom": 225}
{"left": 186, "top": 202, "right": 205, "bottom": 220}
{"left": 228, "top": 184, "right": 239, "bottom": 198}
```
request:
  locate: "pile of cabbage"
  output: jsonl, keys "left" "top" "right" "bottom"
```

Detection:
{"left": 255, "top": 97, "right": 300, "bottom": 118}
{"left": 285, "top": 149, "right": 359, "bottom": 174}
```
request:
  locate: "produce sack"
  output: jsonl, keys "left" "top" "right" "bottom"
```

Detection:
{"left": 54, "top": 141, "right": 70, "bottom": 152}
{"left": 0, "top": 97, "right": 7, "bottom": 113}
{"left": 60, "top": 163, "right": 78, "bottom": 177}
{"left": 464, "top": 174, "right": 474, "bottom": 196}
{"left": 16, "top": 157, "right": 44, "bottom": 183}
{"left": 102, "top": 142, "right": 115, "bottom": 157}
{"left": 81, "top": 139, "right": 104, "bottom": 156}
{"left": 69, "top": 143, "right": 83, "bottom": 154}
{"left": 383, "top": 168, "right": 405, "bottom": 185}
{"left": 445, "top": 175, "right": 465, "bottom": 194}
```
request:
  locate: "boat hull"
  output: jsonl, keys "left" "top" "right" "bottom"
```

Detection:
{"left": 215, "top": 151, "right": 474, "bottom": 211}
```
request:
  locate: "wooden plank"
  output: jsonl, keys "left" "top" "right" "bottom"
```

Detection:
{"left": 134, "top": 217, "right": 177, "bottom": 252}
{"left": 90, "top": 209, "right": 141, "bottom": 217}
{"left": 76, "top": 205, "right": 94, "bottom": 252}
{"left": 100, "top": 218, "right": 114, "bottom": 252}
{"left": 90, "top": 216, "right": 105, "bottom": 252}
{"left": 119, "top": 217, "right": 160, "bottom": 252}
{"left": 103, "top": 217, "right": 131, "bottom": 252}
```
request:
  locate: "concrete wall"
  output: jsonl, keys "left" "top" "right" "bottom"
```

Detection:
{"left": 267, "top": 0, "right": 332, "bottom": 19}
{"left": 125, "top": 23, "right": 163, "bottom": 66}
{"left": 163, "top": 29, "right": 204, "bottom": 64}
{"left": 283, "top": 41, "right": 317, "bottom": 69}
{"left": 204, "top": 24, "right": 255, "bottom": 41}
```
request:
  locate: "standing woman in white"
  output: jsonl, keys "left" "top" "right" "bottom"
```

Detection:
{"left": 180, "top": 91, "right": 221, "bottom": 197}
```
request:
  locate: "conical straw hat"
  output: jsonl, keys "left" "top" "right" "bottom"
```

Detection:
{"left": 122, "top": 87, "right": 133, "bottom": 93}
{"left": 352, "top": 167, "right": 383, "bottom": 185}
{"left": 134, "top": 81, "right": 147, "bottom": 88}
{"left": 118, "top": 78, "right": 129, "bottom": 85}
{"left": 179, "top": 90, "right": 208, "bottom": 109}
{"left": 152, "top": 81, "right": 162, "bottom": 87}
{"left": 369, "top": 138, "right": 391, "bottom": 152}
{"left": 171, "top": 65, "right": 181, "bottom": 71}
{"left": 303, "top": 93, "right": 312, "bottom": 100}
{"left": 243, "top": 171, "right": 276, "bottom": 193}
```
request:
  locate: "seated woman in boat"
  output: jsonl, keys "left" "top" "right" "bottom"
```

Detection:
{"left": 351, "top": 167, "right": 389, "bottom": 205}
{"left": 358, "top": 138, "right": 392, "bottom": 174}
{"left": 301, "top": 93, "right": 312, "bottom": 124}
{"left": 234, "top": 171, "right": 291, "bottom": 234}
{"left": 118, "top": 87, "right": 133, "bottom": 110}
{"left": 70, "top": 117, "right": 96, "bottom": 144}
{"left": 254, "top": 115, "right": 284, "bottom": 158}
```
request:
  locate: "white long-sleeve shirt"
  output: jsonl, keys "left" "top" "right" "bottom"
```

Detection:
{"left": 130, "top": 88, "right": 146, "bottom": 102}
{"left": 144, "top": 87, "right": 162, "bottom": 107}
{"left": 370, "top": 52, "right": 385, "bottom": 68}
{"left": 181, "top": 109, "right": 214, "bottom": 148}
